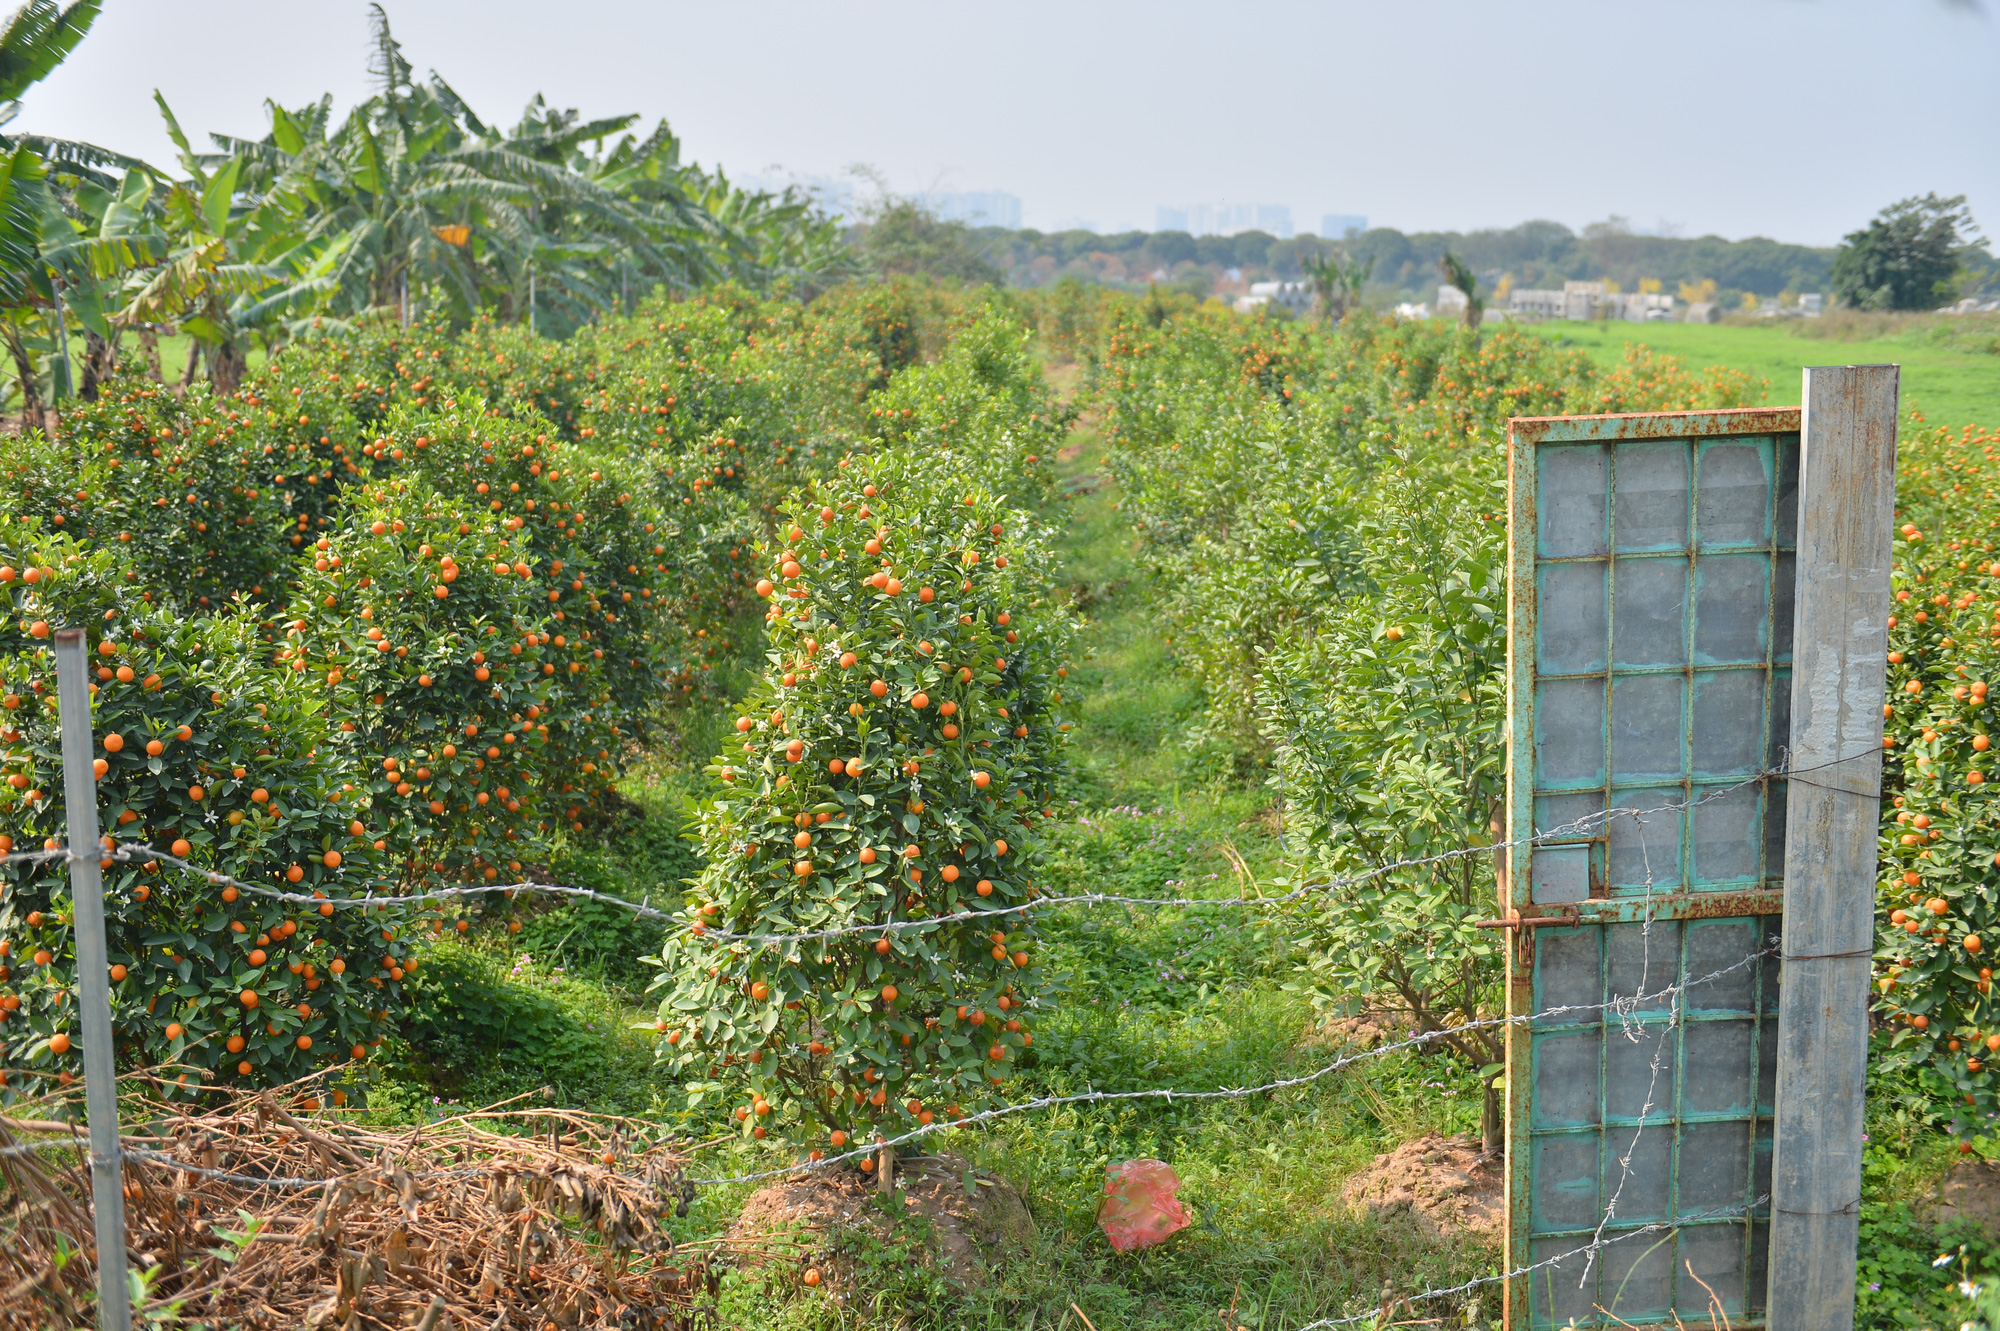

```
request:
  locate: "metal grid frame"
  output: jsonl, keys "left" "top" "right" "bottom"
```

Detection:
{"left": 1504, "top": 407, "right": 1803, "bottom": 1330}
{"left": 1530, "top": 432, "right": 1798, "bottom": 897}
{"left": 1521, "top": 916, "right": 1781, "bottom": 1326}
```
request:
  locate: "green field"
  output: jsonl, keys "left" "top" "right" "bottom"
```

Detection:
{"left": 1522, "top": 317, "right": 2000, "bottom": 433}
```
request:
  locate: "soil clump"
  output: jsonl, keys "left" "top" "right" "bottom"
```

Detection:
{"left": 728, "top": 1151, "right": 1035, "bottom": 1292}
{"left": 1342, "top": 1133, "right": 1502, "bottom": 1240}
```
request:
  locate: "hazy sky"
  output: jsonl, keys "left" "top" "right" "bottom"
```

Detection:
{"left": 15, "top": 0, "right": 1998, "bottom": 247}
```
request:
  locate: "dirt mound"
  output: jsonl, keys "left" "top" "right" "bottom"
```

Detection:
{"left": 1938, "top": 1160, "right": 2000, "bottom": 1239}
{"left": 1342, "top": 1133, "right": 1502, "bottom": 1240}
{"left": 1310, "top": 1015, "right": 1405, "bottom": 1049}
{"left": 728, "top": 1152, "right": 1035, "bottom": 1291}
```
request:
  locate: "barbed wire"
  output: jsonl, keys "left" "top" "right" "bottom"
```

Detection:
{"left": 1585, "top": 793, "right": 1675, "bottom": 1282}
{"left": 0, "top": 847, "right": 85, "bottom": 868}
{"left": 0, "top": 1138, "right": 63, "bottom": 1160}
{"left": 687, "top": 944, "right": 1775, "bottom": 1187}
{"left": 0, "top": 747, "right": 1841, "bottom": 1322}
{"left": 0, "top": 945, "right": 1772, "bottom": 1202}
{"left": 662, "top": 751, "right": 1853, "bottom": 945}
{"left": 1287, "top": 1194, "right": 1770, "bottom": 1330}
{"left": 79, "top": 747, "right": 1875, "bottom": 952}
{"left": 97, "top": 844, "right": 680, "bottom": 919}
{"left": 0, "top": 759, "right": 1808, "bottom": 1194}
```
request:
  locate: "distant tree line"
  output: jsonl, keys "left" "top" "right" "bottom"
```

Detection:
{"left": 962, "top": 208, "right": 1998, "bottom": 310}
{"left": 971, "top": 220, "right": 1839, "bottom": 303}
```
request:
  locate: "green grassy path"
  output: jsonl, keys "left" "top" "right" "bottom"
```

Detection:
{"left": 667, "top": 370, "right": 1500, "bottom": 1330}
{"left": 838, "top": 387, "right": 1497, "bottom": 1329}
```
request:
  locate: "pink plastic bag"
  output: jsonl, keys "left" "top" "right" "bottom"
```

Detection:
{"left": 1097, "top": 1159, "right": 1191, "bottom": 1251}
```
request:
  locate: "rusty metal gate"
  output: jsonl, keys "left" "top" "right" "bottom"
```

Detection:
{"left": 1504, "top": 406, "right": 1804, "bottom": 1329}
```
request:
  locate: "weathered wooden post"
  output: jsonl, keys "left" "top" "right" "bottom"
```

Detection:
{"left": 1766, "top": 365, "right": 1899, "bottom": 1328}
{"left": 54, "top": 628, "right": 131, "bottom": 1331}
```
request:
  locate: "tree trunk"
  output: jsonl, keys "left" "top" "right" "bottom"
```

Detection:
{"left": 179, "top": 338, "right": 201, "bottom": 394}
{"left": 209, "top": 340, "right": 248, "bottom": 395}
{"left": 877, "top": 1142, "right": 895, "bottom": 1196}
{"left": 138, "top": 326, "right": 163, "bottom": 383}
{"left": 2, "top": 322, "right": 45, "bottom": 436}
{"left": 79, "top": 329, "right": 120, "bottom": 401}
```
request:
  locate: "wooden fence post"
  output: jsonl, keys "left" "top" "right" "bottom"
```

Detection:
{"left": 1766, "top": 365, "right": 1899, "bottom": 1329}
{"left": 54, "top": 623, "right": 133, "bottom": 1327}
{"left": 54, "top": 629, "right": 130, "bottom": 1330}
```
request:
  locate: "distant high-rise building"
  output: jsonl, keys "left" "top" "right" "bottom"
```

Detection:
{"left": 742, "top": 172, "right": 855, "bottom": 219}
{"left": 1321, "top": 214, "right": 1368, "bottom": 239}
{"left": 920, "top": 190, "right": 1022, "bottom": 229}
{"left": 1159, "top": 203, "right": 1292, "bottom": 237}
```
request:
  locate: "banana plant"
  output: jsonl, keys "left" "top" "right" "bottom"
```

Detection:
{"left": 0, "top": 140, "right": 55, "bottom": 425}
{"left": 0, "top": 0, "right": 96, "bottom": 120}
{"left": 117, "top": 95, "right": 306, "bottom": 391}
{"left": 194, "top": 7, "right": 735, "bottom": 336}
{"left": 1301, "top": 247, "right": 1375, "bottom": 323}
{"left": 681, "top": 161, "right": 860, "bottom": 299}
{"left": 40, "top": 163, "right": 168, "bottom": 394}
{"left": 1, "top": 0, "right": 855, "bottom": 400}
{"left": 0, "top": 0, "right": 102, "bottom": 424}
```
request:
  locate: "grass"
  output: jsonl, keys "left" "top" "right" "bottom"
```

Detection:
{"left": 369, "top": 940, "right": 676, "bottom": 1121}
{"left": 1519, "top": 315, "right": 2000, "bottom": 434}
{"left": 1, "top": 332, "right": 270, "bottom": 417}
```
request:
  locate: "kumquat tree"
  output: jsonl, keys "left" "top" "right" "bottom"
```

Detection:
{"left": 0, "top": 520, "right": 413, "bottom": 1096}
{"left": 1867, "top": 422, "right": 2000, "bottom": 1137}
{"left": 287, "top": 475, "right": 564, "bottom": 888}
{"left": 650, "top": 453, "right": 1075, "bottom": 1155}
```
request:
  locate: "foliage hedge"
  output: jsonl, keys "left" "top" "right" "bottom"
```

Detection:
{"left": 1867, "top": 420, "right": 2000, "bottom": 1130}
{"left": 0, "top": 283, "right": 1006, "bottom": 1098}
{"left": 1096, "top": 308, "right": 1766, "bottom": 1133}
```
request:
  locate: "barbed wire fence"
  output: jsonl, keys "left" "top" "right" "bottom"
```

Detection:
{"left": 0, "top": 946, "right": 1771, "bottom": 1326}
{"left": 0, "top": 632, "right": 1859, "bottom": 1328}
{"left": 103, "top": 742, "right": 1870, "bottom": 939}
